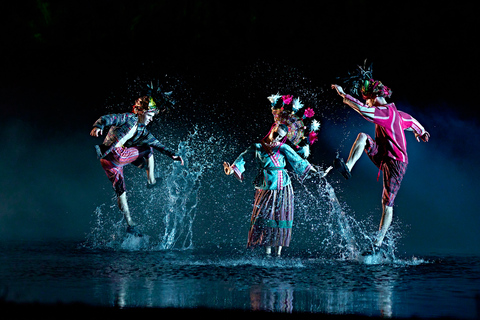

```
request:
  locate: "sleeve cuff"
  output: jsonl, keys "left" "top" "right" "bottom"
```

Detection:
{"left": 231, "top": 165, "right": 243, "bottom": 181}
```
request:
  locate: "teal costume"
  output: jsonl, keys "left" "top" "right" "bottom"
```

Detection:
{"left": 231, "top": 141, "right": 312, "bottom": 247}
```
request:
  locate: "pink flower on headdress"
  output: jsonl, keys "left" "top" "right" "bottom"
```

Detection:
{"left": 282, "top": 95, "right": 293, "bottom": 105}
{"left": 382, "top": 85, "right": 392, "bottom": 98}
{"left": 304, "top": 107, "right": 315, "bottom": 118}
{"left": 308, "top": 131, "right": 318, "bottom": 145}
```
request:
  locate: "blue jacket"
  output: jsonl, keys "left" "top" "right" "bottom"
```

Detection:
{"left": 93, "top": 113, "right": 175, "bottom": 159}
{"left": 231, "top": 142, "right": 312, "bottom": 190}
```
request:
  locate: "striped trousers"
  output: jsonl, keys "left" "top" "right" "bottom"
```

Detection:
{"left": 247, "top": 184, "right": 294, "bottom": 248}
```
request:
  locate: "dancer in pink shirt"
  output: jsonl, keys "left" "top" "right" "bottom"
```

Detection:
{"left": 331, "top": 73, "right": 430, "bottom": 253}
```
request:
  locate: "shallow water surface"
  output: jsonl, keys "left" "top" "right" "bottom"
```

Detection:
{"left": 0, "top": 240, "right": 479, "bottom": 319}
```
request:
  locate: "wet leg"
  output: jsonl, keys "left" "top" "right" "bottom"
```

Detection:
{"left": 118, "top": 192, "right": 134, "bottom": 226}
{"left": 375, "top": 204, "right": 393, "bottom": 247}
{"left": 146, "top": 155, "right": 156, "bottom": 185}
{"left": 346, "top": 132, "right": 368, "bottom": 172}
{"left": 275, "top": 246, "right": 283, "bottom": 257}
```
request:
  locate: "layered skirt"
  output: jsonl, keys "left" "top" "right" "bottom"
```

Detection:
{"left": 247, "top": 184, "right": 294, "bottom": 248}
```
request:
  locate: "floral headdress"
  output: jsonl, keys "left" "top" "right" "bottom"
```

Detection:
{"left": 267, "top": 93, "right": 320, "bottom": 158}
{"left": 340, "top": 60, "right": 392, "bottom": 100}
{"left": 360, "top": 79, "right": 392, "bottom": 100}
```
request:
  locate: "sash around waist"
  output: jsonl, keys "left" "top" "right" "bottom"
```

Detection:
{"left": 263, "top": 167, "right": 285, "bottom": 171}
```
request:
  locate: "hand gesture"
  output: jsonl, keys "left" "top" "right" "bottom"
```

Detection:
{"left": 223, "top": 162, "right": 232, "bottom": 175}
{"left": 172, "top": 155, "right": 184, "bottom": 165}
{"left": 90, "top": 127, "right": 103, "bottom": 137}
{"left": 415, "top": 131, "right": 430, "bottom": 142}
{"left": 331, "top": 84, "right": 346, "bottom": 98}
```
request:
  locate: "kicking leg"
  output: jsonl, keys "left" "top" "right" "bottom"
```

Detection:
{"left": 146, "top": 154, "right": 156, "bottom": 185}
{"left": 375, "top": 203, "right": 393, "bottom": 248}
{"left": 346, "top": 132, "right": 368, "bottom": 172}
{"left": 129, "top": 147, "right": 156, "bottom": 187}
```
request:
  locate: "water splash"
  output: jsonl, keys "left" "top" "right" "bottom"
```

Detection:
{"left": 293, "top": 171, "right": 407, "bottom": 262}
{"left": 84, "top": 65, "right": 408, "bottom": 261}
{"left": 84, "top": 124, "right": 235, "bottom": 251}
{"left": 156, "top": 129, "right": 204, "bottom": 250}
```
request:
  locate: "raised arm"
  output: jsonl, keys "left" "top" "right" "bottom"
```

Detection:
{"left": 331, "top": 84, "right": 375, "bottom": 121}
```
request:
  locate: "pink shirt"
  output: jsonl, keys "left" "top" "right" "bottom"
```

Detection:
{"left": 344, "top": 94, "right": 426, "bottom": 163}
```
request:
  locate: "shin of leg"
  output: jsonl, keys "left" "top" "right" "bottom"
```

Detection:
{"left": 266, "top": 246, "right": 282, "bottom": 256}
{"left": 375, "top": 204, "right": 393, "bottom": 247}
{"left": 276, "top": 246, "right": 283, "bottom": 257}
{"left": 146, "top": 155, "right": 156, "bottom": 185}
{"left": 346, "top": 133, "right": 368, "bottom": 171}
{"left": 118, "top": 192, "right": 134, "bottom": 226}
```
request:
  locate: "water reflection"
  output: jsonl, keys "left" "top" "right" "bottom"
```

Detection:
{"left": 250, "top": 283, "right": 294, "bottom": 313}
{"left": 373, "top": 269, "right": 396, "bottom": 318}
{"left": 1, "top": 240, "right": 477, "bottom": 319}
{"left": 106, "top": 256, "right": 397, "bottom": 317}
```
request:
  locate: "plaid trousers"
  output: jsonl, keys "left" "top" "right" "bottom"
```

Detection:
{"left": 100, "top": 146, "right": 152, "bottom": 196}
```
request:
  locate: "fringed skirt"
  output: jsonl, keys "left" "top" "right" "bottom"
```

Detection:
{"left": 247, "top": 184, "right": 294, "bottom": 248}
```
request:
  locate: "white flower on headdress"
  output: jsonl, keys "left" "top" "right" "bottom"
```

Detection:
{"left": 267, "top": 93, "right": 282, "bottom": 106}
{"left": 292, "top": 98, "right": 303, "bottom": 112}
{"left": 298, "top": 145, "right": 310, "bottom": 158}
{"left": 310, "top": 119, "right": 321, "bottom": 132}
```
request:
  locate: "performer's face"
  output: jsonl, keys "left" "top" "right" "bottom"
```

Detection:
{"left": 272, "top": 126, "right": 287, "bottom": 143}
{"left": 366, "top": 98, "right": 376, "bottom": 107}
{"left": 366, "top": 96, "right": 387, "bottom": 107}
{"left": 138, "top": 111, "right": 156, "bottom": 125}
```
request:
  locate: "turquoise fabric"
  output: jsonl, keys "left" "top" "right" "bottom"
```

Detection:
{"left": 231, "top": 142, "right": 312, "bottom": 190}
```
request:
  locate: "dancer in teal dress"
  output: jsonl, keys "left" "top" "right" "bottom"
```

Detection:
{"left": 224, "top": 94, "right": 323, "bottom": 256}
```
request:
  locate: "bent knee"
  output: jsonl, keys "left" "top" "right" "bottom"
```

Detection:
{"left": 357, "top": 132, "right": 368, "bottom": 142}
{"left": 355, "top": 133, "right": 369, "bottom": 147}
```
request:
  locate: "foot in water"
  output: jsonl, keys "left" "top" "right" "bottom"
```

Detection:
{"left": 361, "top": 244, "right": 387, "bottom": 258}
{"left": 146, "top": 177, "right": 161, "bottom": 189}
{"left": 126, "top": 225, "right": 143, "bottom": 237}
{"left": 334, "top": 157, "right": 351, "bottom": 180}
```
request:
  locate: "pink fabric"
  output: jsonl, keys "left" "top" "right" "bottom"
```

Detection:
{"left": 100, "top": 146, "right": 152, "bottom": 196}
{"left": 344, "top": 94, "right": 426, "bottom": 163}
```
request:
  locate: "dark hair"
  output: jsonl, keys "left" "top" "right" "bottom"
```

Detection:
{"left": 134, "top": 96, "right": 150, "bottom": 111}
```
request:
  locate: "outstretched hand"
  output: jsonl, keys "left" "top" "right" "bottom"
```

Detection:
{"left": 172, "top": 155, "right": 184, "bottom": 165}
{"left": 90, "top": 127, "right": 103, "bottom": 137}
{"left": 331, "top": 84, "right": 346, "bottom": 98}
{"left": 223, "top": 162, "right": 232, "bottom": 175}
{"left": 415, "top": 131, "right": 430, "bottom": 143}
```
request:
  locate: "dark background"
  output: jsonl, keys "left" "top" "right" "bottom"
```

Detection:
{"left": 1, "top": 1, "right": 479, "bottom": 254}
